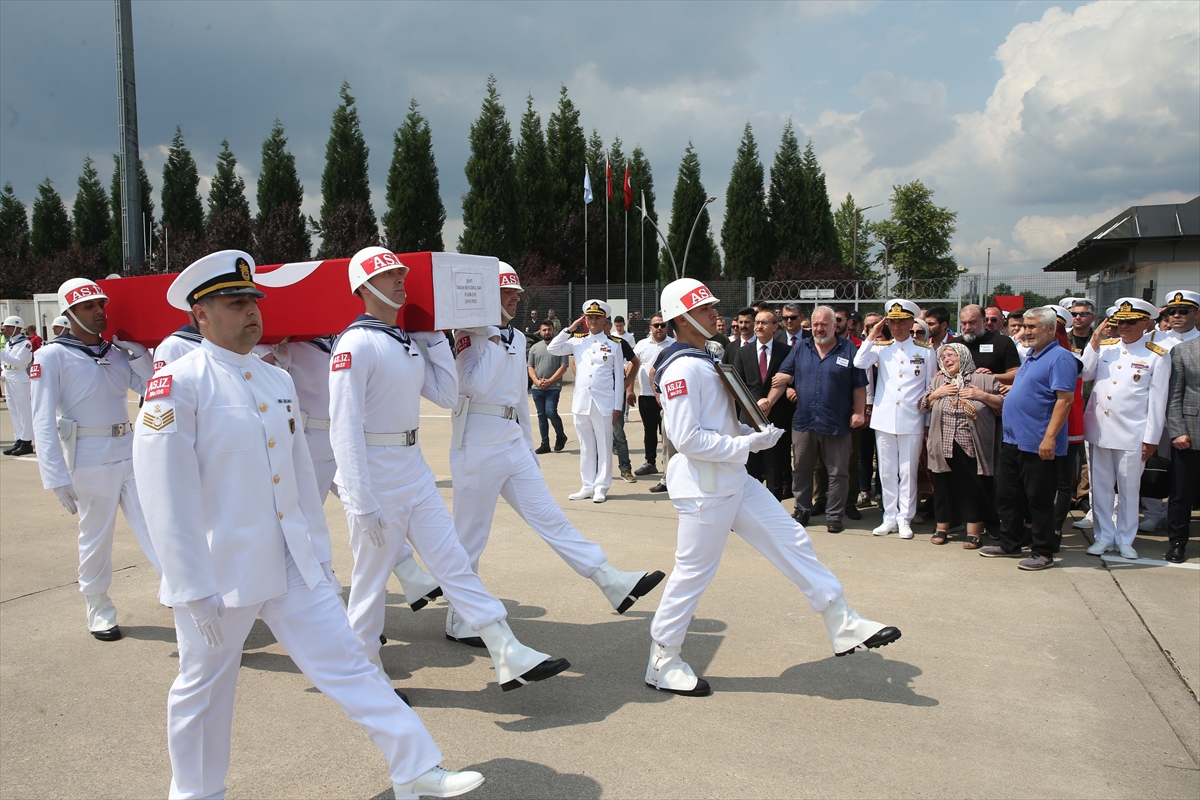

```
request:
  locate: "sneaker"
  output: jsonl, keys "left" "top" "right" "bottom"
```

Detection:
{"left": 554, "top": 435, "right": 568, "bottom": 452}
{"left": 535, "top": 442, "right": 551, "bottom": 455}
{"left": 621, "top": 469, "right": 637, "bottom": 483}
{"left": 856, "top": 491, "right": 871, "bottom": 508}
{"left": 1017, "top": 554, "right": 1054, "bottom": 571}
{"left": 634, "top": 461, "right": 658, "bottom": 476}
{"left": 979, "top": 546, "right": 1024, "bottom": 558}
{"left": 1072, "top": 512, "right": 1093, "bottom": 530}
{"left": 649, "top": 482, "right": 668, "bottom": 493}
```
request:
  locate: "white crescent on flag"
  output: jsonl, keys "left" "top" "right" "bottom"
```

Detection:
{"left": 254, "top": 260, "right": 325, "bottom": 288}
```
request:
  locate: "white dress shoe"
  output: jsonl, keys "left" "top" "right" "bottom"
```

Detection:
{"left": 820, "top": 597, "right": 898, "bottom": 655}
{"left": 872, "top": 521, "right": 898, "bottom": 537}
{"left": 393, "top": 766, "right": 485, "bottom": 800}
{"left": 898, "top": 525, "right": 914, "bottom": 540}
{"left": 1118, "top": 544, "right": 1139, "bottom": 560}
{"left": 1072, "top": 512, "right": 1093, "bottom": 529}
{"left": 1085, "top": 540, "right": 1111, "bottom": 556}
{"left": 569, "top": 487, "right": 593, "bottom": 501}
{"left": 476, "top": 620, "right": 568, "bottom": 691}
{"left": 646, "top": 642, "right": 711, "bottom": 696}
{"left": 590, "top": 562, "right": 665, "bottom": 613}
{"left": 392, "top": 557, "right": 442, "bottom": 611}
{"left": 592, "top": 489, "right": 607, "bottom": 503}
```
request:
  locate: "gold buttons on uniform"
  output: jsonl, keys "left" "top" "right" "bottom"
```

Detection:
{"left": 245, "top": 371, "right": 252, "bottom": 379}
{"left": 1104, "top": 410, "right": 1110, "bottom": 415}
{"left": 273, "top": 475, "right": 280, "bottom": 484}
{"left": 259, "top": 403, "right": 267, "bottom": 411}
{"left": 278, "top": 512, "right": 284, "bottom": 519}
{"left": 269, "top": 439, "right": 276, "bottom": 448}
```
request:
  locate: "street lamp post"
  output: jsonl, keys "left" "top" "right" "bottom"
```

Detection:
{"left": 639, "top": 200, "right": 678, "bottom": 280}
{"left": 681, "top": 196, "right": 717, "bottom": 278}
{"left": 853, "top": 201, "right": 884, "bottom": 276}
{"left": 879, "top": 239, "right": 909, "bottom": 297}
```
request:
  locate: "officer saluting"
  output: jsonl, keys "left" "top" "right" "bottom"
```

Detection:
{"left": 853, "top": 299, "right": 933, "bottom": 539}
{"left": 444, "top": 263, "right": 664, "bottom": 646}
{"left": 133, "top": 250, "right": 485, "bottom": 800}
{"left": 1, "top": 315, "right": 34, "bottom": 455}
{"left": 1081, "top": 297, "right": 1171, "bottom": 560}
{"left": 330, "top": 247, "right": 568, "bottom": 694}
{"left": 30, "top": 279, "right": 160, "bottom": 640}
{"left": 548, "top": 299, "right": 628, "bottom": 502}
{"left": 645, "top": 279, "right": 900, "bottom": 696}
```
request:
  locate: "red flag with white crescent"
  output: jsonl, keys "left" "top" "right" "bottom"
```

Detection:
{"left": 605, "top": 151, "right": 612, "bottom": 201}
{"left": 623, "top": 162, "right": 631, "bottom": 211}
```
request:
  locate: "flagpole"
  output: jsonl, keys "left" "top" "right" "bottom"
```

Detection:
{"left": 584, "top": 190, "right": 588, "bottom": 299}
{"left": 605, "top": 149, "right": 610, "bottom": 302}
{"left": 640, "top": 189, "right": 645, "bottom": 316}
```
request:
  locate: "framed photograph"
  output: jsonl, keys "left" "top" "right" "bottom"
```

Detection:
{"left": 717, "top": 363, "right": 769, "bottom": 431}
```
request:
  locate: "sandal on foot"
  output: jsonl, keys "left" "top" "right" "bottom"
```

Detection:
{"left": 963, "top": 535, "right": 982, "bottom": 550}
{"left": 931, "top": 531, "right": 949, "bottom": 545}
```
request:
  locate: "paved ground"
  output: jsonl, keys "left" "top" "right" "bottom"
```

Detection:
{"left": 1, "top": 388, "right": 1197, "bottom": 799}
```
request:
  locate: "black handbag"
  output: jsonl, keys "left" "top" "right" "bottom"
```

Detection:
{"left": 1140, "top": 455, "right": 1171, "bottom": 499}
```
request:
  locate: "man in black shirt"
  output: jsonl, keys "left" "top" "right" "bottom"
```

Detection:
{"left": 1067, "top": 299, "right": 1096, "bottom": 355}
{"left": 958, "top": 304, "right": 1020, "bottom": 384}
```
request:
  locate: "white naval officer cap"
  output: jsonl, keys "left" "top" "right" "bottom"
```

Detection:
{"left": 582, "top": 298, "right": 612, "bottom": 318}
{"left": 1162, "top": 289, "right": 1200, "bottom": 309}
{"left": 1051, "top": 306, "right": 1072, "bottom": 327}
{"left": 1109, "top": 297, "right": 1156, "bottom": 321}
{"left": 883, "top": 299, "right": 920, "bottom": 320}
{"left": 167, "top": 250, "right": 265, "bottom": 311}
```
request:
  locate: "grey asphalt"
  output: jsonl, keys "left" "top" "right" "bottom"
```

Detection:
{"left": 1, "top": 389, "right": 1197, "bottom": 799}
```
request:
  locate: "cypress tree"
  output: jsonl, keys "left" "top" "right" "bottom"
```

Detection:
{"left": 545, "top": 85, "right": 586, "bottom": 217}
{"left": 801, "top": 139, "right": 841, "bottom": 264}
{"left": 30, "top": 179, "right": 71, "bottom": 258}
{"left": 587, "top": 129, "right": 605, "bottom": 198}
{"left": 161, "top": 126, "right": 205, "bottom": 240}
{"left": 317, "top": 82, "right": 378, "bottom": 258}
{"left": 663, "top": 142, "right": 720, "bottom": 282}
{"left": 383, "top": 99, "right": 445, "bottom": 253}
{"left": 0, "top": 183, "right": 31, "bottom": 298}
{"left": 72, "top": 156, "right": 112, "bottom": 271}
{"left": 768, "top": 120, "right": 809, "bottom": 267}
{"left": 459, "top": 75, "right": 518, "bottom": 261}
{"left": 514, "top": 94, "right": 551, "bottom": 255}
{"left": 109, "top": 154, "right": 157, "bottom": 271}
{"left": 255, "top": 119, "right": 311, "bottom": 263}
{"left": 205, "top": 140, "right": 254, "bottom": 253}
{"left": 721, "top": 123, "right": 772, "bottom": 280}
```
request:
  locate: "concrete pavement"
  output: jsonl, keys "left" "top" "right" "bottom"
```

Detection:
{"left": 1, "top": 389, "right": 1197, "bottom": 799}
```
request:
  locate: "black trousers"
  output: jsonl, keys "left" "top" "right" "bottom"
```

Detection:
{"left": 747, "top": 437, "right": 792, "bottom": 500}
{"left": 1168, "top": 447, "right": 1198, "bottom": 547}
{"left": 637, "top": 395, "right": 662, "bottom": 465}
{"left": 930, "top": 442, "right": 983, "bottom": 524}
{"left": 996, "top": 442, "right": 1059, "bottom": 558}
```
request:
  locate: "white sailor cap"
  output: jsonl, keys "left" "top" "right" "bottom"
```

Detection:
{"left": 883, "top": 299, "right": 920, "bottom": 320}
{"left": 582, "top": 298, "right": 612, "bottom": 318}
{"left": 1109, "top": 297, "right": 1156, "bottom": 321}
{"left": 168, "top": 250, "right": 264, "bottom": 311}
{"left": 1162, "top": 289, "right": 1200, "bottom": 309}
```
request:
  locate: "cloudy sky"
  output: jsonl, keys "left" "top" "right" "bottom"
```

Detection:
{"left": 1, "top": 0, "right": 1197, "bottom": 278}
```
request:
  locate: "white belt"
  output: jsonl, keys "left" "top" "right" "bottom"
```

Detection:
{"left": 468, "top": 402, "right": 517, "bottom": 420}
{"left": 78, "top": 422, "right": 133, "bottom": 438}
{"left": 304, "top": 417, "right": 331, "bottom": 431}
{"left": 364, "top": 429, "right": 418, "bottom": 446}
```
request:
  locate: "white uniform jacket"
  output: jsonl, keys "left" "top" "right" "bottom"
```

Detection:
{"left": 656, "top": 344, "right": 754, "bottom": 499}
{"left": 547, "top": 329, "right": 625, "bottom": 415}
{"left": 328, "top": 317, "right": 458, "bottom": 517}
{"left": 853, "top": 337, "right": 933, "bottom": 435}
{"left": 152, "top": 325, "right": 203, "bottom": 372}
{"left": 0, "top": 333, "right": 32, "bottom": 383}
{"left": 282, "top": 338, "right": 336, "bottom": 467}
{"left": 452, "top": 324, "right": 534, "bottom": 450}
{"left": 634, "top": 336, "right": 674, "bottom": 396}
{"left": 1081, "top": 337, "right": 1171, "bottom": 450}
{"left": 1150, "top": 327, "right": 1199, "bottom": 350}
{"left": 31, "top": 335, "right": 149, "bottom": 490}
{"left": 132, "top": 340, "right": 331, "bottom": 608}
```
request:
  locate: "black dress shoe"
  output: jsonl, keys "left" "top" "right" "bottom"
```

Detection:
{"left": 835, "top": 626, "right": 901, "bottom": 656}
{"left": 9, "top": 440, "right": 33, "bottom": 456}
{"left": 1, "top": 444, "right": 16, "bottom": 456}
{"left": 827, "top": 520, "right": 844, "bottom": 533}
{"left": 845, "top": 505, "right": 862, "bottom": 520}
{"left": 792, "top": 508, "right": 810, "bottom": 526}
{"left": 501, "top": 657, "right": 571, "bottom": 691}
{"left": 535, "top": 442, "right": 551, "bottom": 455}
{"left": 92, "top": 625, "right": 123, "bottom": 642}
{"left": 445, "top": 633, "right": 486, "bottom": 648}
{"left": 409, "top": 586, "right": 442, "bottom": 612}
{"left": 646, "top": 677, "right": 712, "bottom": 697}
{"left": 1164, "top": 543, "right": 1187, "bottom": 564}
{"left": 616, "top": 570, "right": 666, "bottom": 614}
{"left": 554, "top": 435, "right": 568, "bottom": 452}
{"left": 395, "top": 688, "right": 411, "bottom": 707}
{"left": 811, "top": 500, "right": 826, "bottom": 517}
{"left": 380, "top": 633, "right": 388, "bottom": 645}
{"left": 649, "top": 482, "right": 668, "bottom": 493}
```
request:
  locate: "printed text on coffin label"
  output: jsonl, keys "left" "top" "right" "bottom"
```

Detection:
{"left": 454, "top": 270, "right": 485, "bottom": 312}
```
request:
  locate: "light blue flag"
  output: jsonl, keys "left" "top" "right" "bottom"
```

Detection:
{"left": 583, "top": 167, "right": 594, "bottom": 205}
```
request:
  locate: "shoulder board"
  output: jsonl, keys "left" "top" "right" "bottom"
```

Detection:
{"left": 1100, "top": 338, "right": 1119, "bottom": 346}
{"left": 877, "top": 339, "right": 894, "bottom": 346}
{"left": 572, "top": 331, "right": 588, "bottom": 338}
{"left": 606, "top": 334, "right": 623, "bottom": 343}
{"left": 915, "top": 340, "right": 933, "bottom": 348}
{"left": 1145, "top": 341, "right": 1167, "bottom": 356}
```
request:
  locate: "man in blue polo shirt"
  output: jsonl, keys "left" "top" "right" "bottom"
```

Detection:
{"left": 763, "top": 306, "right": 868, "bottom": 533}
{"left": 980, "top": 307, "right": 1076, "bottom": 570}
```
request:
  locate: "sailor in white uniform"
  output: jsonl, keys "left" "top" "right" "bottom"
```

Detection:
{"left": 29, "top": 279, "right": 161, "bottom": 640}
{"left": 133, "top": 250, "right": 485, "bottom": 800}
{"left": 645, "top": 278, "right": 900, "bottom": 696}
{"left": 853, "top": 300, "right": 933, "bottom": 539}
{"left": 444, "top": 263, "right": 664, "bottom": 646}
{"left": 547, "top": 299, "right": 629, "bottom": 502}
{"left": 330, "top": 247, "right": 569, "bottom": 694}
{"left": 152, "top": 321, "right": 204, "bottom": 372}
{"left": 1082, "top": 297, "right": 1172, "bottom": 560}
{"left": 1, "top": 315, "right": 34, "bottom": 455}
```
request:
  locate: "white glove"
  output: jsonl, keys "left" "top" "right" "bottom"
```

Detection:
{"left": 408, "top": 330, "right": 447, "bottom": 345}
{"left": 186, "top": 593, "right": 226, "bottom": 648}
{"left": 53, "top": 485, "right": 79, "bottom": 515}
{"left": 746, "top": 424, "right": 785, "bottom": 453}
{"left": 354, "top": 510, "right": 387, "bottom": 547}
{"left": 111, "top": 336, "right": 149, "bottom": 360}
{"left": 321, "top": 561, "right": 343, "bottom": 597}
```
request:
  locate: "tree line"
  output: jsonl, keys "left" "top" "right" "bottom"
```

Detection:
{"left": 0, "top": 77, "right": 959, "bottom": 299}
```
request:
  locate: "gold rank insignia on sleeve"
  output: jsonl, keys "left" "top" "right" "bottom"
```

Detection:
{"left": 1145, "top": 341, "right": 1167, "bottom": 356}
{"left": 141, "top": 402, "right": 177, "bottom": 433}
{"left": 1100, "top": 338, "right": 1119, "bottom": 345}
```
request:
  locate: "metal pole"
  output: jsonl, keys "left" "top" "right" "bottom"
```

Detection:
{"left": 584, "top": 194, "right": 588, "bottom": 298}
{"left": 640, "top": 209, "right": 644, "bottom": 319}
{"left": 624, "top": 208, "right": 628, "bottom": 307}
{"left": 984, "top": 247, "right": 991, "bottom": 305}
{"left": 883, "top": 242, "right": 889, "bottom": 297}
{"left": 114, "top": 0, "right": 144, "bottom": 273}
{"left": 682, "top": 197, "right": 716, "bottom": 278}
{"left": 852, "top": 207, "right": 858, "bottom": 275}
{"left": 854, "top": 280, "right": 859, "bottom": 313}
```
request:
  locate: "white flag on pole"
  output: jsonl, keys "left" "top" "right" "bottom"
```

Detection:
{"left": 640, "top": 189, "right": 647, "bottom": 218}
{"left": 583, "top": 167, "right": 594, "bottom": 205}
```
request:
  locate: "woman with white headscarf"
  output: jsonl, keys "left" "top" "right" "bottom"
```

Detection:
{"left": 918, "top": 342, "right": 1005, "bottom": 548}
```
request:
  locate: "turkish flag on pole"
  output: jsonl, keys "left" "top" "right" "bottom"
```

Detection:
{"left": 605, "top": 151, "right": 612, "bottom": 201}
{"left": 623, "top": 162, "right": 631, "bottom": 211}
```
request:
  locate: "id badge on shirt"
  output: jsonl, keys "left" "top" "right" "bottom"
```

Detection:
{"left": 836, "top": 356, "right": 850, "bottom": 367}
{"left": 979, "top": 344, "right": 993, "bottom": 353}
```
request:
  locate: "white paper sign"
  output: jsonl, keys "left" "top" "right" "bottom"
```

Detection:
{"left": 431, "top": 253, "right": 500, "bottom": 329}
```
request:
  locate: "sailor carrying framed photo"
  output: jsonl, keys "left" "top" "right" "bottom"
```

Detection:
{"left": 717, "top": 362, "right": 769, "bottom": 431}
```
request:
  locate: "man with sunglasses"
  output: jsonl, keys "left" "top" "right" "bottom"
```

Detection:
{"left": 780, "top": 304, "right": 806, "bottom": 348}
{"left": 633, "top": 314, "right": 674, "bottom": 476}
{"left": 985, "top": 307, "right": 1005, "bottom": 334}
{"left": 1067, "top": 300, "right": 1097, "bottom": 353}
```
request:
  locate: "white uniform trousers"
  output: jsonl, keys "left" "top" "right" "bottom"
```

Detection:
{"left": 167, "top": 555, "right": 441, "bottom": 799}
{"left": 4, "top": 379, "right": 31, "bottom": 440}
{"left": 72, "top": 459, "right": 161, "bottom": 597}
{"left": 450, "top": 443, "right": 606, "bottom": 575}
{"left": 574, "top": 402, "right": 614, "bottom": 492}
{"left": 1090, "top": 446, "right": 1145, "bottom": 548}
{"left": 345, "top": 472, "right": 508, "bottom": 661}
{"left": 650, "top": 474, "right": 844, "bottom": 647}
{"left": 875, "top": 431, "right": 923, "bottom": 525}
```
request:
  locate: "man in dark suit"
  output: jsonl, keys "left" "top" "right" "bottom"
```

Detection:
{"left": 1166, "top": 335, "right": 1200, "bottom": 563}
{"left": 733, "top": 308, "right": 794, "bottom": 500}
{"left": 722, "top": 307, "right": 758, "bottom": 365}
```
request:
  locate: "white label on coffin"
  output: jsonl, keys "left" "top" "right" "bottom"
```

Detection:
{"left": 431, "top": 253, "right": 500, "bottom": 329}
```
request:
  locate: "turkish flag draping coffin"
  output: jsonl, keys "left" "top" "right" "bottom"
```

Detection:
{"left": 97, "top": 252, "right": 500, "bottom": 347}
